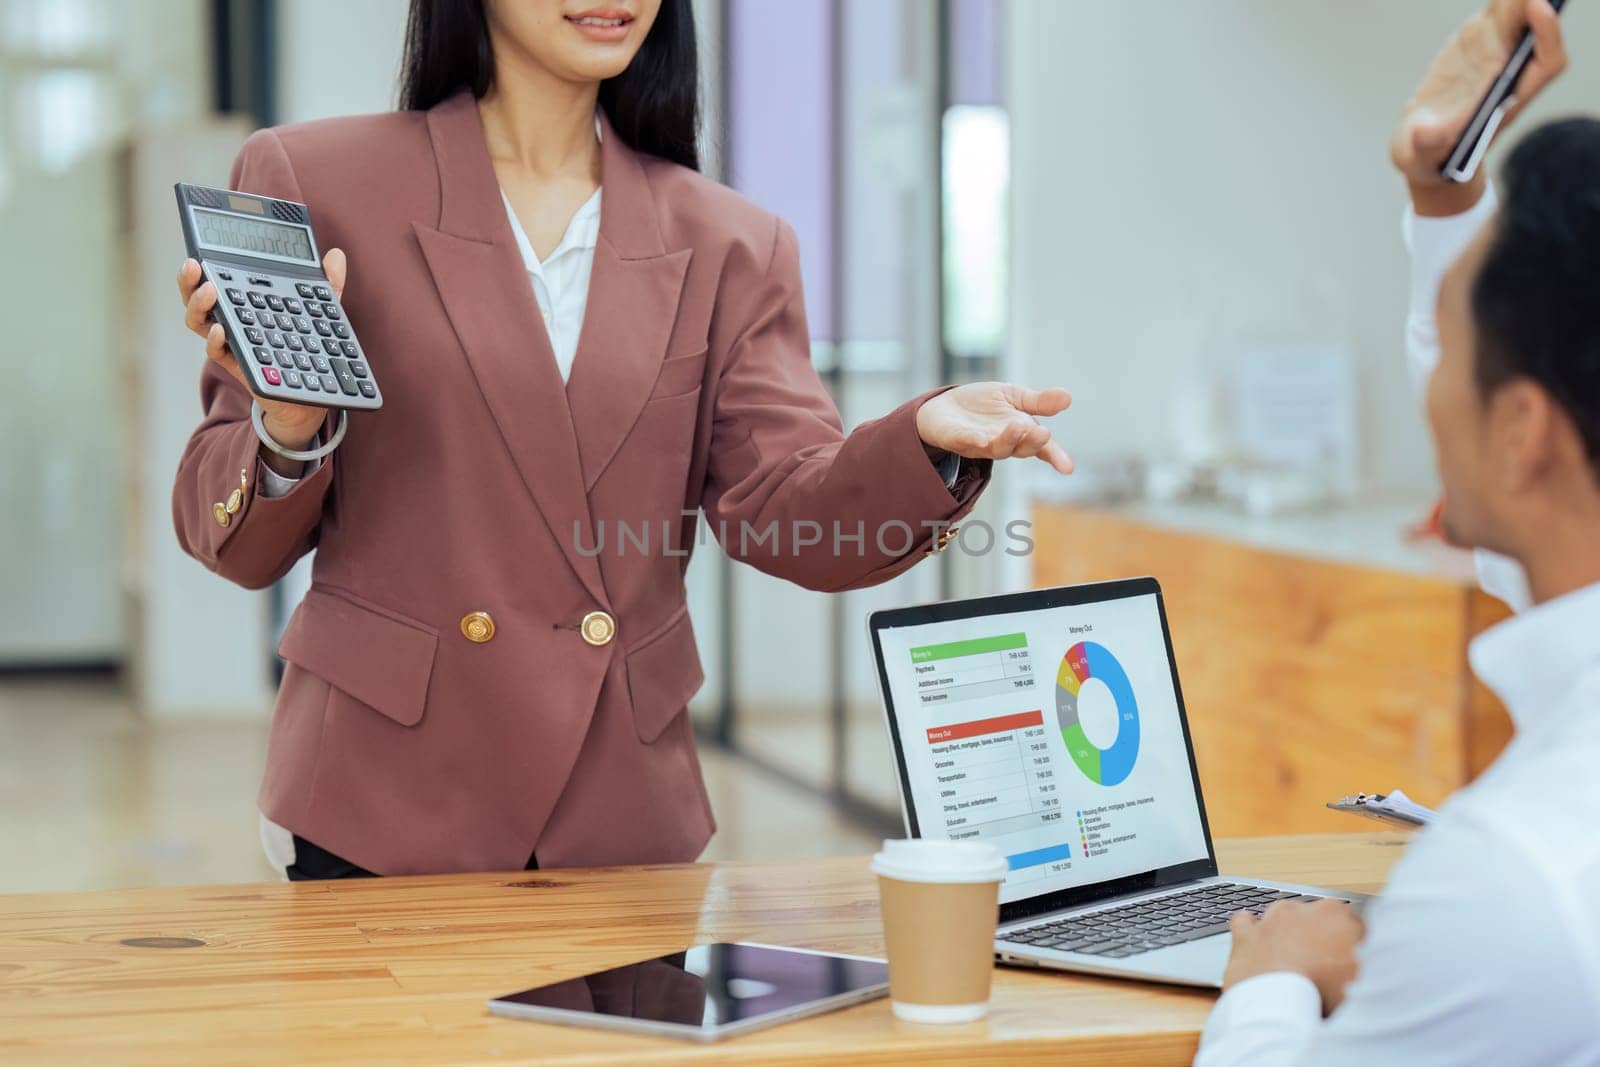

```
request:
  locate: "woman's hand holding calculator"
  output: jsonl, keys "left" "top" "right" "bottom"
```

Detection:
{"left": 177, "top": 248, "right": 348, "bottom": 473}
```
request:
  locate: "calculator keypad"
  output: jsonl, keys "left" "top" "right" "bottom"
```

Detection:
{"left": 205, "top": 263, "right": 379, "bottom": 410}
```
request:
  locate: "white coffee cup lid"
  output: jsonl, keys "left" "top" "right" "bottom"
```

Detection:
{"left": 870, "top": 839, "right": 1008, "bottom": 884}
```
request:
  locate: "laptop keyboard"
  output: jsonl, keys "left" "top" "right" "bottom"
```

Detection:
{"left": 1002, "top": 882, "right": 1340, "bottom": 959}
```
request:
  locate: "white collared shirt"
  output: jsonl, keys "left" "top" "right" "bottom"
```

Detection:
{"left": 1194, "top": 199, "right": 1600, "bottom": 1066}
{"left": 500, "top": 186, "right": 602, "bottom": 383}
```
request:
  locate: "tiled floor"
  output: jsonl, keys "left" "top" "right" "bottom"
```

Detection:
{"left": 0, "top": 676, "right": 879, "bottom": 894}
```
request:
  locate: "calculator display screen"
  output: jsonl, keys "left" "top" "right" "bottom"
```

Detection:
{"left": 192, "top": 208, "right": 315, "bottom": 263}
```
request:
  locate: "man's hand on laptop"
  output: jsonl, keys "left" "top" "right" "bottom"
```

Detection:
{"left": 1221, "top": 899, "right": 1366, "bottom": 1015}
{"left": 1390, "top": 0, "right": 1568, "bottom": 217}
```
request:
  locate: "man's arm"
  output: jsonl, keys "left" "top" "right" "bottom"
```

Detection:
{"left": 1389, "top": 0, "right": 1567, "bottom": 614}
{"left": 1196, "top": 815, "right": 1592, "bottom": 1066}
{"left": 1402, "top": 186, "right": 1499, "bottom": 396}
{"left": 1401, "top": 188, "right": 1532, "bottom": 611}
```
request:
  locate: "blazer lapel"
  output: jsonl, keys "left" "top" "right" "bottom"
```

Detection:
{"left": 564, "top": 116, "right": 693, "bottom": 491}
{"left": 416, "top": 93, "right": 606, "bottom": 604}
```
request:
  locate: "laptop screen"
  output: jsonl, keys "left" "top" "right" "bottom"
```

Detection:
{"left": 871, "top": 581, "right": 1212, "bottom": 907}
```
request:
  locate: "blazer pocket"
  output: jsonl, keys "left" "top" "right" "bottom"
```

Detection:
{"left": 277, "top": 587, "right": 438, "bottom": 727}
{"left": 624, "top": 606, "right": 705, "bottom": 743}
{"left": 649, "top": 348, "right": 708, "bottom": 401}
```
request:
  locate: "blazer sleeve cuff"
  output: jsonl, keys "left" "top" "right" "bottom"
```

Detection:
{"left": 895, "top": 386, "right": 992, "bottom": 516}
{"left": 184, "top": 417, "right": 335, "bottom": 574}
{"left": 831, "top": 387, "right": 991, "bottom": 584}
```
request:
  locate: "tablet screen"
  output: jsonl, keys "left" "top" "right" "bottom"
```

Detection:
{"left": 491, "top": 943, "right": 887, "bottom": 1038}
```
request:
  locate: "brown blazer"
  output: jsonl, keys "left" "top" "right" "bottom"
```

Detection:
{"left": 172, "top": 92, "right": 988, "bottom": 875}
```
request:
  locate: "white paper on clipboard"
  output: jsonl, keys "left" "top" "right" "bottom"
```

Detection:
{"left": 1325, "top": 788, "right": 1438, "bottom": 830}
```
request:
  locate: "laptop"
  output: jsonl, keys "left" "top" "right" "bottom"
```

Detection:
{"left": 867, "top": 577, "right": 1364, "bottom": 988}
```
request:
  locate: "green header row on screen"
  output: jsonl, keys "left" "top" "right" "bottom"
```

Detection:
{"left": 908, "top": 632, "right": 1028, "bottom": 663}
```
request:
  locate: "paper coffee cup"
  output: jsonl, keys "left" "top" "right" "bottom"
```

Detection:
{"left": 871, "top": 839, "right": 1008, "bottom": 1023}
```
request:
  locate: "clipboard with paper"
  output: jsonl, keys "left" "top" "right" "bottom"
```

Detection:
{"left": 1325, "top": 789, "right": 1438, "bottom": 830}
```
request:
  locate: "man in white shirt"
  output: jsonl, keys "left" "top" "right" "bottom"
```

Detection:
{"left": 1195, "top": 1, "right": 1600, "bottom": 1064}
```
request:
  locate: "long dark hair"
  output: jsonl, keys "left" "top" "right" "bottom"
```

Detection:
{"left": 399, "top": 0, "right": 700, "bottom": 171}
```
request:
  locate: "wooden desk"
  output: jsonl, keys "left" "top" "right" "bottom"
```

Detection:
{"left": 0, "top": 834, "right": 1402, "bottom": 1066}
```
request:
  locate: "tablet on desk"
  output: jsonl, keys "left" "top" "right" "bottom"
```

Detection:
{"left": 488, "top": 942, "right": 888, "bottom": 1042}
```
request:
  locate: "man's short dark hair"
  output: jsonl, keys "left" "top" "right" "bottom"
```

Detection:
{"left": 1472, "top": 116, "right": 1600, "bottom": 478}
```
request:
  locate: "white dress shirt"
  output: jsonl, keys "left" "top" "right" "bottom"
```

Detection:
{"left": 501, "top": 186, "right": 602, "bottom": 382}
{"left": 1194, "top": 194, "right": 1600, "bottom": 1066}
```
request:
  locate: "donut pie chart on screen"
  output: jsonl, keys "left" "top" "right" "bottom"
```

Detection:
{"left": 1054, "top": 641, "right": 1141, "bottom": 786}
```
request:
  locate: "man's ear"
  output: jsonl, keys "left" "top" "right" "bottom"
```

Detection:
{"left": 1489, "top": 379, "right": 1557, "bottom": 492}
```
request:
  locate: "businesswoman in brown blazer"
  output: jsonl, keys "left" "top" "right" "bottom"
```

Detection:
{"left": 173, "top": 0, "right": 1073, "bottom": 880}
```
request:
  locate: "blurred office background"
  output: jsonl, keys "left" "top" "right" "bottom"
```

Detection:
{"left": 1, "top": 0, "right": 1592, "bottom": 892}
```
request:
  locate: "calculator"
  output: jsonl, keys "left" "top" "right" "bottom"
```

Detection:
{"left": 175, "top": 182, "right": 381, "bottom": 410}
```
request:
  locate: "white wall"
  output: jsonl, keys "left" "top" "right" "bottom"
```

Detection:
{"left": 0, "top": 0, "right": 212, "bottom": 666}
{"left": 0, "top": 157, "right": 123, "bottom": 662}
{"left": 277, "top": 0, "right": 409, "bottom": 122}
{"left": 1009, "top": 0, "right": 1599, "bottom": 495}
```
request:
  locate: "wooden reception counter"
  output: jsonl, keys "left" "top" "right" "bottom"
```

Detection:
{"left": 1032, "top": 499, "right": 1515, "bottom": 838}
{"left": 0, "top": 834, "right": 1404, "bottom": 1066}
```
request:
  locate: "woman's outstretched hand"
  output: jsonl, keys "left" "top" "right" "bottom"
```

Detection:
{"left": 916, "top": 382, "right": 1074, "bottom": 475}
